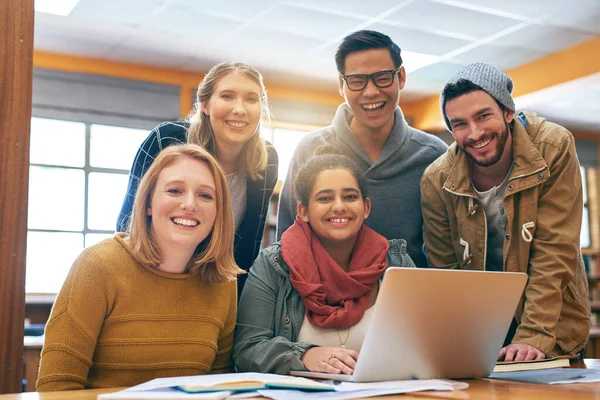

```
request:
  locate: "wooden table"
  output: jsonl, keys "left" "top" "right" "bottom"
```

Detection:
{"left": 3, "top": 360, "right": 599, "bottom": 399}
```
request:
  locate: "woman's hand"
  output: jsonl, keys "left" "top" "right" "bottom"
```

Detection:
{"left": 301, "top": 346, "right": 359, "bottom": 374}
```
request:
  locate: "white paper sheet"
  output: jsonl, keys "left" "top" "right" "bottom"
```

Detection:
{"left": 334, "top": 379, "right": 469, "bottom": 392}
{"left": 550, "top": 371, "right": 600, "bottom": 384}
{"left": 97, "top": 373, "right": 468, "bottom": 399}
{"left": 488, "top": 368, "right": 600, "bottom": 385}
{"left": 115, "top": 372, "right": 328, "bottom": 392}
{"left": 256, "top": 379, "right": 469, "bottom": 399}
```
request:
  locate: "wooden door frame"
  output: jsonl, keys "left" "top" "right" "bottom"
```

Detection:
{"left": 0, "top": 0, "right": 34, "bottom": 394}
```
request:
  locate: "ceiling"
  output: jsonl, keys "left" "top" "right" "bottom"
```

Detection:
{"left": 34, "top": 0, "right": 600, "bottom": 131}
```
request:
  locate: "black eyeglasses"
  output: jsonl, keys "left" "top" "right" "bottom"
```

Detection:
{"left": 341, "top": 69, "right": 399, "bottom": 91}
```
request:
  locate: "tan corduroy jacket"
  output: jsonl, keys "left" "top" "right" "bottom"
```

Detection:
{"left": 421, "top": 111, "right": 590, "bottom": 357}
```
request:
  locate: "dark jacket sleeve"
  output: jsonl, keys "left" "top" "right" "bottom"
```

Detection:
{"left": 265, "top": 142, "right": 279, "bottom": 189}
{"left": 116, "top": 122, "right": 186, "bottom": 232}
{"left": 261, "top": 142, "right": 279, "bottom": 241}
{"left": 250, "top": 141, "right": 278, "bottom": 253}
{"left": 387, "top": 239, "right": 417, "bottom": 268}
{"left": 235, "top": 142, "right": 279, "bottom": 296}
{"left": 256, "top": 142, "right": 279, "bottom": 248}
{"left": 276, "top": 162, "right": 298, "bottom": 241}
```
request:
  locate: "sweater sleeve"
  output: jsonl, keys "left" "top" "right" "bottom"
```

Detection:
{"left": 37, "top": 248, "right": 112, "bottom": 391}
{"left": 233, "top": 249, "right": 312, "bottom": 374}
{"left": 210, "top": 280, "right": 237, "bottom": 374}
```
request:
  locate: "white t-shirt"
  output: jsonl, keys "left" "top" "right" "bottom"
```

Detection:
{"left": 296, "top": 306, "right": 375, "bottom": 351}
{"left": 473, "top": 167, "right": 512, "bottom": 271}
{"left": 226, "top": 170, "right": 247, "bottom": 230}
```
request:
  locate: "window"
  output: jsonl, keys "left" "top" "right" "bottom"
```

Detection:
{"left": 582, "top": 166, "right": 591, "bottom": 248}
{"left": 261, "top": 127, "right": 311, "bottom": 180}
{"left": 26, "top": 118, "right": 148, "bottom": 294}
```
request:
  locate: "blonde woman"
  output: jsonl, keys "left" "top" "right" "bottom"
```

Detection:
{"left": 117, "top": 61, "right": 278, "bottom": 294}
{"left": 38, "top": 144, "right": 242, "bottom": 391}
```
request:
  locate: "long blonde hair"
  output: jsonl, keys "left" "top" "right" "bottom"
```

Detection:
{"left": 186, "top": 61, "right": 271, "bottom": 180}
{"left": 128, "top": 144, "right": 242, "bottom": 283}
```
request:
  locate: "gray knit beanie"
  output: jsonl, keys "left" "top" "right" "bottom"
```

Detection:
{"left": 440, "top": 62, "right": 515, "bottom": 131}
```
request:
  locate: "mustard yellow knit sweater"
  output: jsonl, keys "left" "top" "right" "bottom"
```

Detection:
{"left": 37, "top": 234, "right": 237, "bottom": 391}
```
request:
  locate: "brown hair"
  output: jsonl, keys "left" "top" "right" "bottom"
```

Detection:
{"left": 128, "top": 144, "right": 242, "bottom": 283}
{"left": 186, "top": 61, "right": 271, "bottom": 180}
{"left": 295, "top": 146, "right": 367, "bottom": 207}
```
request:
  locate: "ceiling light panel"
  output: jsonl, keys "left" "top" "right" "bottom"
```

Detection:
{"left": 35, "top": 0, "right": 81, "bottom": 16}
{"left": 387, "top": 1, "right": 521, "bottom": 38}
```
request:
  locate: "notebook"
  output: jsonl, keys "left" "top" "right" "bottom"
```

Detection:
{"left": 493, "top": 356, "right": 571, "bottom": 373}
{"left": 176, "top": 373, "right": 333, "bottom": 393}
{"left": 98, "top": 373, "right": 334, "bottom": 399}
{"left": 292, "top": 267, "right": 527, "bottom": 382}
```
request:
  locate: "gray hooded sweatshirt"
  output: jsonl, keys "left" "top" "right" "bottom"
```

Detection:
{"left": 276, "top": 103, "right": 447, "bottom": 267}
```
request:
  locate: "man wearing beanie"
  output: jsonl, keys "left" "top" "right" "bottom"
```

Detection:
{"left": 421, "top": 62, "right": 590, "bottom": 362}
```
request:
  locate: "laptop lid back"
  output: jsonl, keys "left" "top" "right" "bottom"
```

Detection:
{"left": 352, "top": 267, "right": 527, "bottom": 382}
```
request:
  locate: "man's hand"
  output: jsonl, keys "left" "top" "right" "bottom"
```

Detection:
{"left": 498, "top": 343, "right": 545, "bottom": 362}
{"left": 301, "top": 347, "right": 359, "bottom": 375}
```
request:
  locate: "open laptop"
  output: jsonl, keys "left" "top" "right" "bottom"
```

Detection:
{"left": 291, "top": 267, "right": 527, "bottom": 382}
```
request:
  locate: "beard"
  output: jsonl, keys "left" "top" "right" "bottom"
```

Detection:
{"left": 460, "top": 121, "right": 510, "bottom": 168}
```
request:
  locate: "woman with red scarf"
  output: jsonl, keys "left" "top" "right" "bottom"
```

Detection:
{"left": 233, "top": 152, "right": 415, "bottom": 375}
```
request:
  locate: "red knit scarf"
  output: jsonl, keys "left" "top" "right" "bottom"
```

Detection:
{"left": 281, "top": 217, "right": 389, "bottom": 329}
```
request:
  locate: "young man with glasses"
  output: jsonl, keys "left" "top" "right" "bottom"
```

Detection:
{"left": 276, "top": 30, "right": 447, "bottom": 267}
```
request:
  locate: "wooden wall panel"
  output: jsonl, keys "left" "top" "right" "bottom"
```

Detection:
{"left": 0, "top": 0, "right": 34, "bottom": 394}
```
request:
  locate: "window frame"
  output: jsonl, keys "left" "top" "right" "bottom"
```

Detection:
{"left": 27, "top": 117, "right": 142, "bottom": 294}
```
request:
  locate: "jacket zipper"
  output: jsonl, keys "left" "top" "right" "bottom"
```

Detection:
{"left": 444, "top": 164, "right": 547, "bottom": 272}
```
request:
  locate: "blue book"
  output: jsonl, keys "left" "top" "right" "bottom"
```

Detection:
{"left": 489, "top": 368, "right": 597, "bottom": 384}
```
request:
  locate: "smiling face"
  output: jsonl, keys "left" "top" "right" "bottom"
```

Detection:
{"left": 338, "top": 48, "right": 405, "bottom": 137}
{"left": 147, "top": 157, "right": 217, "bottom": 255}
{"left": 297, "top": 168, "right": 371, "bottom": 249}
{"left": 202, "top": 71, "right": 263, "bottom": 150}
{"left": 446, "top": 90, "right": 514, "bottom": 168}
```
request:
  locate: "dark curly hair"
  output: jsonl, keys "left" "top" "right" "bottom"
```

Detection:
{"left": 294, "top": 145, "right": 367, "bottom": 207}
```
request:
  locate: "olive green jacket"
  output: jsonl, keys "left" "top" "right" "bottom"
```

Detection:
{"left": 420, "top": 111, "right": 590, "bottom": 357}
{"left": 233, "top": 239, "right": 415, "bottom": 374}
